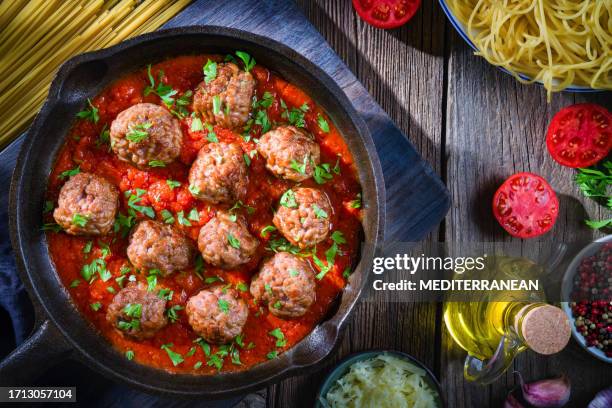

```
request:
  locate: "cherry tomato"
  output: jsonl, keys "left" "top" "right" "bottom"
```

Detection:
{"left": 546, "top": 103, "right": 612, "bottom": 168}
{"left": 352, "top": 0, "right": 421, "bottom": 29}
{"left": 492, "top": 172, "right": 559, "bottom": 239}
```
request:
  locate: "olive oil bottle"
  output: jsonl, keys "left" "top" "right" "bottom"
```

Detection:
{"left": 443, "top": 256, "right": 571, "bottom": 384}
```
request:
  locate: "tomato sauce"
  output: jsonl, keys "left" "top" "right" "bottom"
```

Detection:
{"left": 45, "top": 55, "right": 363, "bottom": 374}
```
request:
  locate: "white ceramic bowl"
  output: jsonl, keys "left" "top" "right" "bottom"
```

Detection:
{"left": 560, "top": 235, "right": 612, "bottom": 364}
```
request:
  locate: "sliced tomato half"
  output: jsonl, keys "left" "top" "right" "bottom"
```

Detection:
{"left": 492, "top": 172, "right": 559, "bottom": 239}
{"left": 352, "top": 0, "right": 421, "bottom": 29}
{"left": 546, "top": 103, "right": 612, "bottom": 168}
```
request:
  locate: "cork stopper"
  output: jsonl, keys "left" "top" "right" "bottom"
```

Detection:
{"left": 516, "top": 304, "right": 571, "bottom": 355}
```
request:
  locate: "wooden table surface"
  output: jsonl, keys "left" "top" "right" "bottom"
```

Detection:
{"left": 264, "top": 1, "right": 612, "bottom": 407}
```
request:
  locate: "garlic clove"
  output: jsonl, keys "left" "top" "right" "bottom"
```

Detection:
{"left": 515, "top": 372, "right": 571, "bottom": 408}
{"left": 588, "top": 387, "right": 612, "bottom": 408}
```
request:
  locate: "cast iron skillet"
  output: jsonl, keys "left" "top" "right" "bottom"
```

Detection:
{"left": 0, "top": 26, "right": 385, "bottom": 398}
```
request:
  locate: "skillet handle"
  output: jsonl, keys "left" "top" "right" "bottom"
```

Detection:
{"left": 0, "top": 320, "right": 72, "bottom": 385}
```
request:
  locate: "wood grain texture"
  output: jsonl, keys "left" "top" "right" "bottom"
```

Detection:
{"left": 442, "top": 26, "right": 612, "bottom": 407}
{"left": 286, "top": 1, "right": 611, "bottom": 407}
{"left": 271, "top": 1, "right": 447, "bottom": 407}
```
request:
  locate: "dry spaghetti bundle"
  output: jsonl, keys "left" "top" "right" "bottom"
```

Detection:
{"left": 0, "top": 0, "right": 190, "bottom": 148}
{"left": 447, "top": 0, "right": 612, "bottom": 99}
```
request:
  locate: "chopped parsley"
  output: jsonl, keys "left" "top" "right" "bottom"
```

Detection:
{"left": 193, "top": 361, "right": 203, "bottom": 369}
{"left": 279, "top": 189, "right": 297, "bottom": 208}
{"left": 188, "top": 184, "right": 201, "bottom": 196}
{"left": 147, "top": 270, "right": 160, "bottom": 291}
{"left": 158, "top": 288, "right": 174, "bottom": 301}
{"left": 76, "top": 98, "right": 99, "bottom": 123}
{"left": 172, "top": 90, "right": 192, "bottom": 119}
{"left": 194, "top": 255, "right": 204, "bottom": 277}
{"left": 188, "top": 208, "right": 200, "bottom": 221}
{"left": 90, "top": 302, "right": 102, "bottom": 311}
{"left": 166, "top": 179, "right": 181, "bottom": 189}
{"left": 42, "top": 223, "right": 62, "bottom": 232}
{"left": 266, "top": 237, "right": 301, "bottom": 255}
{"left": 125, "top": 350, "right": 135, "bottom": 360}
{"left": 83, "top": 240, "right": 93, "bottom": 254}
{"left": 43, "top": 200, "right": 54, "bottom": 214}
{"left": 317, "top": 114, "right": 330, "bottom": 133}
{"left": 235, "top": 51, "right": 256, "bottom": 72}
{"left": 148, "top": 160, "right": 166, "bottom": 168}
{"left": 125, "top": 121, "right": 152, "bottom": 143}
{"left": 144, "top": 65, "right": 178, "bottom": 109}
{"left": 113, "top": 212, "right": 136, "bottom": 237}
{"left": 126, "top": 189, "right": 155, "bottom": 218}
{"left": 227, "top": 233, "right": 241, "bottom": 249}
{"left": 218, "top": 298, "right": 230, "bottom": 313}
{"left": 269, "top": 328, "right": 287, "bottom": 347}
{"left": 81, "top": 252, "right": 111, "bottom": 283}
{"left": 253, "top": 91, "right": 274, "bottom": 109}
{"left": 331, "top": 230, "right": 346, "bottom": 244}
{"left": 97, "top": 124, "right": 111, "bottom": 149}
{"left": 281, "top": 99, "right": 308, "bottom": 128}
{"left": 205, "top": 275, "right": 222, "bottom": 284}
{"left": 166, "top": 305, "right": 183, "bottom": 323}
{"left": 312, "top": 204, "right": 328, "bottom": 219}
{"left": 205, "top": 123, "right": 218, "bottom": 143}
{"left": 313, "top": 163, "right": 333, "bottom": 184}
{"left": 342, "top": 266, "right": 352, "bottom": 279}
{"left": 70, "top": 279, "right": 80, "bottom": 288}
{"left": 177, "top": 210, "right": 191, "bottom": 226}
{"left": 212, "top": 95, "right": 222, "bottom": 115}
{"left": 58, "top": 166, "right": 80, "bottom": 180}
{"left": 71, "top": 213, "right": 88, "bottom": 227}
{"left": 123, "top": 303, "right": 142, "bottom": 319}
{"left": 289, "top": 269, "right": 299, "bottom": 277}
{"left": 161, "top": 343, "right": 184, "bottom": 366}
{"left": 349, "top": 193, "right": 362, "bottom": 209}
{"left": 243, "top": 153, "right": 251, "bottom": 167}
{"left": 190, "top": 112, "right": 204, "bottom": 131}
{"left": 267, "top": 351, "right": 278, "bottom": 359}
{"left": 161, "top": 209, "right": 175, "bottom": 224}
{"left": 290, "top": 156, "right": 308, "bottom": 175}
{"left": 203, "top": 59, "right": 217, "bottom": 84}
{"left": 235, "top": 282, "right": 248, "bottom": 292}
{"left": 255, "top": 109, "right": 271, "bottom": 133}
{"left": 260, "top": 225, "right": 277, "bottom": 238}
{"left": 186, "top": 346, "right": 197, "bottom": 357}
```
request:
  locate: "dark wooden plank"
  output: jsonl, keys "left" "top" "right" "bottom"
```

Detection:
{"left": 442, "top": 25, "right": 612, "bottom": 407}
{"left": 270, "top": 1, "right": 448, "bottom": 406}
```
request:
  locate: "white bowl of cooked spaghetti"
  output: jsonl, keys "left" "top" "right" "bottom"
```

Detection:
{"left": 438, "top": 0, "right": 611, "bottom": 99}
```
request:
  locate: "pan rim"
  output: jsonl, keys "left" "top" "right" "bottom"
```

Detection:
{"left": 9, "top": 25, "right": 385, "bottom": 397}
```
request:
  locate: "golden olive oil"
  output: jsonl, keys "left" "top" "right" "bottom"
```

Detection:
{"left": 442, "top": 255, "right": 570, "bottom": 383}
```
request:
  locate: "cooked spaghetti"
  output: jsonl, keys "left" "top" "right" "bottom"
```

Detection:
{"left": 0, "top": 0, "right": 190, "bottom": 148}
{"left": 446, "top": 0, "right": 612, "bottom": 99}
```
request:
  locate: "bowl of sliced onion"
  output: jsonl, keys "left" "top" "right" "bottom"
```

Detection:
{"left": 316, "top": 350, "right": 444, "bottom": 408}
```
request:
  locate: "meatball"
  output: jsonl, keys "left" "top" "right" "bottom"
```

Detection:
{"left": 127, "top": 220, "right": 193, "bottom": 276}
{"left": 273, "top": 187, "right": 333, "bottom": 248}
{"left": 110, "top": 103, "right": 182, "bottom": 169}
{"left": 53, "top": 172, "right": 118, "bottom": 236}
{"left": 198, "top": 211, "right": 259, "bottom": 269}
{"left": 188, "top": 142, "right": 248, "bottom": 204}
{"left": 192, "top": 62, "right": 256, "bottom": 128}
{"left": 257, "top": 126, "right": 321, "bottom": 182}
{"left": 250, "top": 252, "right": 316, "bottom": 318}
{"left": 186, "top": 286, "right": 248, "bottom": 344}
{"left": 106, "top": 282, "right": 168, "bottom": 340}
